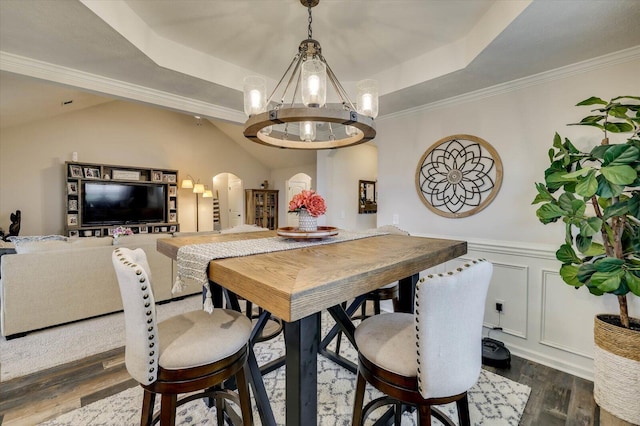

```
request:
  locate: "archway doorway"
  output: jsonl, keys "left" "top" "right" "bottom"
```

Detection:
{"left": 286, "top": 173, "right": 312, "bottom": 227}
{"left": 212, "top": 173, "right": 244, "bottom": 230}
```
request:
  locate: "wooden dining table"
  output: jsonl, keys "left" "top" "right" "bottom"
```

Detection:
{"left": 157, "top": 230, "right": 466, "bottom": 426}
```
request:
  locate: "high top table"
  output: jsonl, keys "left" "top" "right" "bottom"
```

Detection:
{"left": 158, "top": 231, "right": 466, "bottom": 426}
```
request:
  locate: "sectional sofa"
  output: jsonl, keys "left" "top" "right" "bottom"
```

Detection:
{"left": 0, "top": 233, "right": 198, "bottom": 339}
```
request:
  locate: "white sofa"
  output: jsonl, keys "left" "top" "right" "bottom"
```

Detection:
{"left": 0, "top": 234, "right": 195, "bottom": 339}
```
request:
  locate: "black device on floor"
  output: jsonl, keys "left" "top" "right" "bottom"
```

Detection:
{"left": 482, "top": 337, "right": 511, "bottom": 368}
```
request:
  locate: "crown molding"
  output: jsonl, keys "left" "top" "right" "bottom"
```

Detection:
{"left": 380, "top": 46, "right": 640, "bottom": 121}
{"left": 0, "top": 51, "right": 246, "bottom": 124}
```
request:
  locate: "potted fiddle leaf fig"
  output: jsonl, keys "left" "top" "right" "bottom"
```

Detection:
{"left": 532, "top": 95, "right": 640, "bottom": 424}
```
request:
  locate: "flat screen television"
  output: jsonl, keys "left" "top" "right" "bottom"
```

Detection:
{"left": 81, "top": 181, "right": 166, "bottom": 226}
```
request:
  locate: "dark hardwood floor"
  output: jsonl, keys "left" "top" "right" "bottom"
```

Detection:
{"left": 0, "top": 343, "right": 618, "bottom": 426}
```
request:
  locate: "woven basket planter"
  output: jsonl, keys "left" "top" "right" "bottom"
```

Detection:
{"left": 593, "top": 314, "right": 640, "bottom": 425}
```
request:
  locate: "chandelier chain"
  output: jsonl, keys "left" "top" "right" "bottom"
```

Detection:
{"left": 307, "top": 3, "right": 313, "bottom": 39}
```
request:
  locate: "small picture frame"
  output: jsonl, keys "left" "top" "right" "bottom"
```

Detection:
{"left": 68, "top": 199, "right": 78, "bottom": 211}
{"left": 67, "top": 182, "right": 78, "bottom": 195}
{"left": 169, "top": 200, "right": 176, "bottom": 210}
{"left": 169, "top": 225, "right": 177, "bottom": 232}
{"left": 154, "top": 226, "right": 160, "bottom": 233}
{"left": 151, "top": 171, "right": 163, "bottom": 182}
{"left": 168, "top": 186, "right": 177, "bottom": 196}
{"left": 165, "top": 174, "right": 177, "bottom": 183}
{"left": 168, "top": 212, "right": 177, "bottom": 222}
{"left": 69, "top": 230, "right": 79, "bottom": 238}
{"left": 84, "top": 167, "right": 100, "bottom": 179}
{"left": 67, "top": 213, "right": 78, "bottom": 226}
{"left": 139, "top": 226, "right": 148, "bottom": 234}
{"left": 94, "top": 229, "right": 102, "bottom": 237}
{"left": 69, "top": 165, "right": 83, "bottom": 178}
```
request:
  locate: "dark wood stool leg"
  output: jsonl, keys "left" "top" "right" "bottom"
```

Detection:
{"left": 456, "top": 393, "right": 471, "bottom": 426}
{"left": 418, "top": 405, "right": 432, "bottom": 426}
{"left": 215, "top": 395, "right": 225, "bottom": 425}
{"left": 352, "top": 371, "right": 367, "bottom": 426}
{"left": 141, "top": 389, "right": 155, "bottom": 426}
{"left": 160, "top": 393, "right": 177, "bottom": 426}
{"left": 236, "top": 364, "right": 254, "bottom": 426}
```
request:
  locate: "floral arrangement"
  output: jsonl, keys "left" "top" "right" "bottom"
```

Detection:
{"left": 288, "top": 190, "right": 327, "bottom": 217}
{"left": 112, "top": 226, "right": 134, "bottom": 238}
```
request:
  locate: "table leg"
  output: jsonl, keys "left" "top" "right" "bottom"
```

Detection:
{"left": 397, "top": 273, "right": 419, "bottom": 313}
{"left": 284, "top": 313, "right": 321, "bottom": 426}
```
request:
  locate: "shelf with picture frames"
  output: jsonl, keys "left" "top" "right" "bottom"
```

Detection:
{"left": 64, "top": 161, "right": 180, "bottom": 237}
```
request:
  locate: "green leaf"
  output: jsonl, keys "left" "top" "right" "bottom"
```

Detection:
{"left": 532, "top": 182, "right": 555, "bottom": 204}
{"left": 602, "top": 201, "right": 628, "bottom": 220}
{"left": 628, "top": 194, "right": 640, "bottom": 220}
{"left": 591, "top": 271, "right": 622, "bottom": 292}
{"left": 536, "top": 203, "right": 566, "bottom": 223}
{"left": 575, "top": 170, "right": 598, "bottom": 198}
{"left": 600, "top": 165, "right": 637, "bottom": 185}
{"left": 556, "top": 244, "right": 581, "bottom": 264}
{"left": 562, "top": 167, "right": 593, "bottom": 179}
{"left": 583, "top": 242, "right": 605, "bottom": 256}
{"left": 576, "top": 234, "right": 592, "bottom": 253}
{"left": 576, "top": 96, "right": 607, "bottom": 106}
{"left": 552, "top": 132, "right": 563, "bottom": 149}
{"left": 602, "top": 144, "right": 639, "bottom": 166}
{"left": 604, "top": 122, "right": 634, "bottom": 133}
{"left": 571, "top": 199, "right": 586, "bottom": 217}
{"left": 560, "top": 264, "right": 582, "bottom": 287}
{"left": 594, "top": 257, "right": 624, "bottom": 272}
{"left": 558, "top": 192, "right": 577, "bottom": 212}
{"left": 545, "top": 171, "right": 571, "bottom": 190}
{"left": 579, "top": 217, "right": 603, "bottom": 237}
{"left": 626, "top": 271, "right": 640, "bottom": 296}
{"left": 590, "top": 145, "right": 610, "bottom": 159}
{"left": 578, "top": 115, "right": 605, "bottom": 124}
{"left": 577, "top": 263, "right": 598, "bottom": 282}
{"left": 597, "top": 174, "right": 626, "bottom": 198}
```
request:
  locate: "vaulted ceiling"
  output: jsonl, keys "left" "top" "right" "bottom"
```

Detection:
{"left": 1, "top": 0, "right": 639, "bottom": 168}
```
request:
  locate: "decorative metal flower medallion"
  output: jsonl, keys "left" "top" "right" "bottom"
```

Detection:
{"left": 415, "top": 134, "right": 503, "bottom": 218}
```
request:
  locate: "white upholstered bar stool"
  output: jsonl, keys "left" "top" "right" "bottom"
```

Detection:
{"left": 112, "top": 248, "right": 254, "bottom": 426}
{"left": 352, "top": 259, "right": 493, "bottom": 426}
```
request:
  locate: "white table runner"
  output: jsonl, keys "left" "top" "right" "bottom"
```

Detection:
{"left": 173, "top": 230, "right": 383, "bottom": 312}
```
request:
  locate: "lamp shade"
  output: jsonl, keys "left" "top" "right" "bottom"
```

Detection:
{"left": 203, "top": 189, "right": 213, "bottom": 198}
{"left": 193, "top": 183, "right": 205, "bottom": 194}
{"left": 181, "top": 179, "right": 194, "bottom": 189}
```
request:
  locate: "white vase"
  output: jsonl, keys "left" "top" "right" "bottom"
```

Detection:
{"left": 298, "top": 208, "right": 317, "bottom": 232}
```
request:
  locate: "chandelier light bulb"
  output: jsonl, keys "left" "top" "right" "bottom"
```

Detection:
{"left": 357, "top": 79, "right": 379, "bottom": 118}
{"left": 243, "top": 76, "right": 266, "bottom": 116}
{"left": 300, "top": 121, "right": 316, "bottom": 142}
{"left": 301, "top": 59, "right": 326, "bottom": 107}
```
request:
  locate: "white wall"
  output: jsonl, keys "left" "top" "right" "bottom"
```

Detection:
{"left": 320, "top": 55, "right": 640, "bottom": 380}
{"left": 0, "top": 100, "right": 273, "bottom": 235}
{"left": 316, "top": 143, "right": 378, "bottom": 231}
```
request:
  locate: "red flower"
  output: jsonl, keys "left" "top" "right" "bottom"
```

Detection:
{"left": 288, "top": 190, "right": 327, "bottom": 217}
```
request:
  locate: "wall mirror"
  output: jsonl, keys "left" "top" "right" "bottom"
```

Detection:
{"left": 358, "top": 180, "right": 377, "bottom": 214}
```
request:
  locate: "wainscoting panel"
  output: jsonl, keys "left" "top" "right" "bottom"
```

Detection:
{"left": 540, "top": 269, "right": 595, "bottom": 358}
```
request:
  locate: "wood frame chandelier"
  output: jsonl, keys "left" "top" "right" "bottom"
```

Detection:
{"left": 242, "top": 0, "right": 377, "bottom": 150}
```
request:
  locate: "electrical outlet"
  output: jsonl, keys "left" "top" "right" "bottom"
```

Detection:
{"left": 495, "top": 299, "right": 504, "bottom": 313}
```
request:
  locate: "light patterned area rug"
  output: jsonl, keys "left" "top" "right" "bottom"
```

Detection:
{"left": 39, "top": 307, "right": 531, "bottom": 426}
